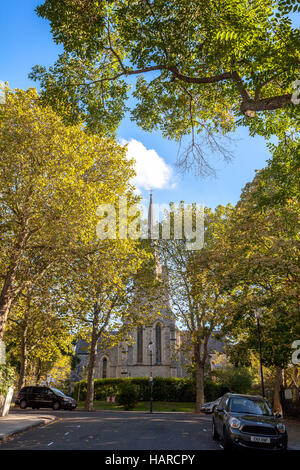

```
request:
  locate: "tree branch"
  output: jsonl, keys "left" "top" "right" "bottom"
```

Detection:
{"left": 69, "top": 64, "right": 293, "bottom": 117}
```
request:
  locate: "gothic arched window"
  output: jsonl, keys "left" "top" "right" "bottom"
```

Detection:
{"left": 137, "top": 327, "right": 143, "bottom": 363}
{"left": 156, "top": 323, "right": 162, "bottom": 364}
{"left": 102, "top": 358, "right": 107, "bottom": 378}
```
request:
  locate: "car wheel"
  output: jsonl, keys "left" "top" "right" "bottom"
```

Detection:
{"left": 223, "top": 427, "right": 234, "bottom": 451}
{"left": 212, "top": 419, "right": 219, "bottom": 441}
{"left": 20, "top": 399, "right": 27, "bottom": 409}
{"left": 52, "top": 401, "right": 61, "bottom": 411}
{"left": 281, "top": 439, "right": 288, "bottom": 451}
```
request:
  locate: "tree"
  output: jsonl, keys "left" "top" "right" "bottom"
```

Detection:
{"left": 4, "top": 278, "right": 74, "bottom": 391}
{"left": 59, "top": 238, "right": 150, "bottom": 411}
{"left": 252, "top": 133, "right": 300, "bottom": 208}
{"left": 0, "top": 87, "right": 134, "bottom": 340}
{"left": 160, "top": 204, "right": 233, "bottom": 412}
{"left": 218, "top": 163, "right": 299, "bottom": 413}
{"left": 31, "top": 0, "right": 299, "bottom": 173}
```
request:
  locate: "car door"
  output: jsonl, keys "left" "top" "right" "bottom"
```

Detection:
{"left": 214, "top": 396, "right": 225, "bottom": 435}
{"left": 22, "top": 387, "right": 32, "bottom": 405}
{"left": 215, "top": 395, "right": 229, "bottom": 437}
{"left": 41, "top": 387, "right": 55, "bottom": 408}
{"left": 29, "top": 387, "right": 41, "bottom": 406}
{"left": 31, "top": 387, "right": 45, "bottom": 408}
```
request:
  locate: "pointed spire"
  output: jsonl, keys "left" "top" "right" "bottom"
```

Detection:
{"left": 147, "top": 191, "right": 162, "bottom": 279}
{"left": 148, "top": 189, "right": 155, "bottom": 237}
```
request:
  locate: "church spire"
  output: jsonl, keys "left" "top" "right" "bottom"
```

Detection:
{"left": 147, "top": 190, "right": 155, "bottom": 238}
{"left": 147, "top": 191, "right": 162, "bottom": 279}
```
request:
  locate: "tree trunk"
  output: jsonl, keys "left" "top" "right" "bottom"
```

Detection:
{"left": 85, "top": 327, "right": 98, "bottom": 412}
{"left": 0, "top": 222, "right": 30, "bottom": 341}
{"left": 0, "top": 296, "right": 13, "bottom": 342}
{"left": 195, "top": 366, "right": 205, "bottom": 413}
{"left": 194, "top": 339, "right": 205, "bottom": 413}
{"left": 35, "top": 358, "right": 41, "bottom": 386}
{"left": 273, "top": 367, "right": 283, "bottom": 416}
{"left": 17, "top": 324, "right": 28, "bottom": 391}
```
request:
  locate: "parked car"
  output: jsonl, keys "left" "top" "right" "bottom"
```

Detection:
{"left": 15, "top": 386, "right": 77, "bottom": 411}
{"left": 212, "top": 393, "right": 287, "bottom": 450}
{"left": 201, "top": 398, "right": 221, "bottom": 414}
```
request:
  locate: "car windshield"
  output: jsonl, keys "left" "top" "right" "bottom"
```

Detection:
{"left": 51, "top": 388, "right": 65, "bottom": 397}
{"left": 230, "top": 397, "right": 272, "bottom": 416}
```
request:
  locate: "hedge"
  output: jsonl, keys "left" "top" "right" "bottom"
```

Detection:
{"left": 0, "top": 364, "right": 15, "bottom": 397}
{"left": 73, "top": 377, "right": 227, "bottom": 403}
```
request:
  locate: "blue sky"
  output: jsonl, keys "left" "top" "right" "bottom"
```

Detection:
{"left": 0, "top": 0, "right": 277, "bottom": 211}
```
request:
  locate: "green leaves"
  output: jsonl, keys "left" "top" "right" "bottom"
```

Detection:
{"left": 32, "top": 0, "right": 299, "bottom": 173}
{"left": 219, "top": 136, "right": 300, "bottom": 369}
{"left": 0, "top": 87, "right": 136, "bottom": 341}
{"left": 277, "top": 0, "right": 300, "bottom": 14}
{"left": 216, "top": 31, "right": 239, "bottom": 42}
{"left": 0, "top": 364, "right": 15, "bottom": 396}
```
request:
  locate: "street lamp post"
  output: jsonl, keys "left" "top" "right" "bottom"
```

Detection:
{"left": 148, "top": 341, "right": 153, "bottom": 414}
{"left": 255, "top": 309, "right": 265, "bottom": 398}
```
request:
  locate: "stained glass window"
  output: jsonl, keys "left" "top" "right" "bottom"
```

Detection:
{"left": 102, "top": 358, "right": 107, "bottom": 378}
{"left": 156, "top": 323, "right": 162, "bottom": 363}
{"left": 137, "top": 327, "right": 143, "bottom": 363}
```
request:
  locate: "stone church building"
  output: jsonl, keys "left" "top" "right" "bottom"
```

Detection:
{"left": 71, "top": 194, "right": 226, "bottom": 384}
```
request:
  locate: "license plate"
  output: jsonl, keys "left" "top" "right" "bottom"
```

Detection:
{"left": 250, "top": 436, "right": 271, "bottom": 443}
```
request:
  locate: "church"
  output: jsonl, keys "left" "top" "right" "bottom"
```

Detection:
{"left": 71, "top": 194, "right": 226, "bottom": 383}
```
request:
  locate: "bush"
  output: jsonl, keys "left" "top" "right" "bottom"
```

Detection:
{"left": 0, "top": 364, "right": 15, "bottom": 396}
{"left": 94, "top": 379, "right": 123, "bottom": 400}
{"left": 73, "top": 377, "right": 197, "bottom": 402}
{"left": 285, "top": 400, "right": 300, "bottom": 418}
{"left": 212, "top": 366, "right": 253, "bottom": 395}
{"left": 204, "top": 380, "right": 229, "bottom": 402}
{"left": 116, "top": 381, "right": 139, "bottom": 410}
{"left": 74, "top": 374, "right": 252, "bottom": 404}
{"left": 175, "top": 379, "right": 196, "bottom": 402}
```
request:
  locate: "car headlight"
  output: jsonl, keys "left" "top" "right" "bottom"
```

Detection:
{"left": 229, "top": 417, "right": 241, "bottom": 429}
{"left": 276, "top": 423, "right": 286, "bottom": 434}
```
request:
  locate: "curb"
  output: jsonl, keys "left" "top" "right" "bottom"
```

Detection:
{"left": 0, "top": 415, "right": 58, "bottom": 442}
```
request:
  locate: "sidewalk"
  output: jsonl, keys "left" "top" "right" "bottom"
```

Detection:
{"left": 0, "top": 412, "right": 57, "bottom": 441}
{"left": 285, "top": 417, "right": 300, "bottom": 450}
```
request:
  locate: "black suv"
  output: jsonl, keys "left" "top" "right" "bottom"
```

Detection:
{"left": 212, "top": 393, "right": 288, "bottom": 450}
{"left": 15, "top": 386, "right": 77, "bottom": 411}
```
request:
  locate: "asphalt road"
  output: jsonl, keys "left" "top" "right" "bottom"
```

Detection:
{"left": 0, "top": 410, "right": 220, "bottom": 451}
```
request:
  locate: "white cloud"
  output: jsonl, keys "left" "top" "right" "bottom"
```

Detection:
{"left": 121, "top": 138, "right": 174, "bottom": 192}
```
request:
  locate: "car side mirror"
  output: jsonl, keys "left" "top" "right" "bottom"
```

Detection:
{"left": 216, "top": 406, "right": 224, "bottom": 412}
{"left": 274, "top": 412, "right": 282, "bottom": 419}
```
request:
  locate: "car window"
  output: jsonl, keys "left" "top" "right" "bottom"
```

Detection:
{"left": 218, "top": 398, "right": 224, "bottom": 408}
{"left": 230, "top": 397, "right": 272, "bottom": 416}
{"left": 51, "top": 388, "right": 65, "bottom": 397}
{"left": 219, "top": 395, "right": 228, "bottom": 409}
{"left": 223, "top": 396, "right": 230, "bottom": 411}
